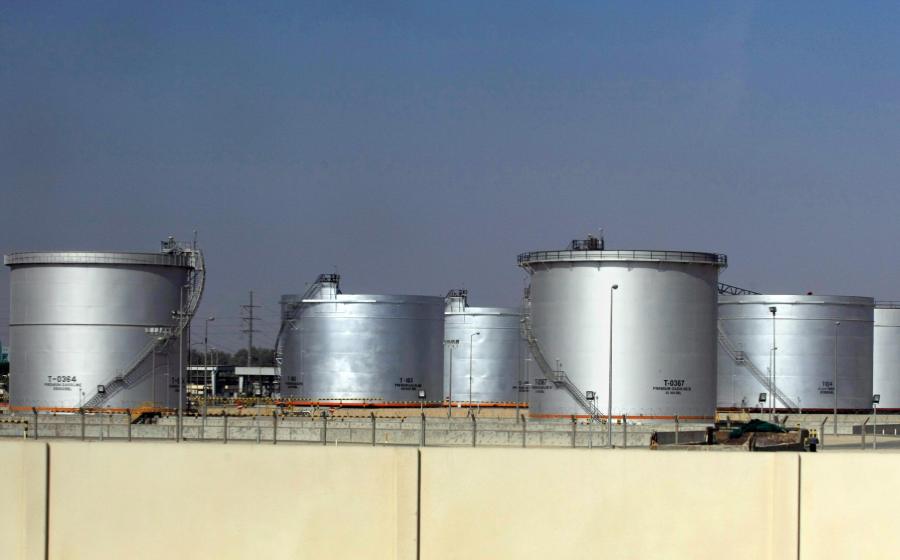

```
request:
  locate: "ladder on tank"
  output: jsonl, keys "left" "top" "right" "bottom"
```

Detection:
{"left": 520, "top": 290, "right": 606, "bottom": 423}
{"left": 717, "top": 325, "right": 798, "bottom": 412}
{"left": 83, "top": 241, "right": 206, "bottom": 409}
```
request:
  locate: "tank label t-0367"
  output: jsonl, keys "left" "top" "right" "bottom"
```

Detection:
{"left": 652, "top": 378, "right": 692, "bottom": 396}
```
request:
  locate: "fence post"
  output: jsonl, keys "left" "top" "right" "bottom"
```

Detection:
{"left": 522, "top": 414, "right": 527, "bottom": 448}
{"left": 421, "top": 413, "right": 426, "bottom": 447}
{"left": 223, "top": 414, "right": 228, "bottom": 444}
{"left": 572, "top": 416, "right": 577, "bottom": 448}
{"left": 272, "top": 411, "right": 278, "bottom": 445}
{"left": 127, "top": 410, "right": 132, "bottom": 442}
{"left": 371, "top": 413, "right": 376, "bottom": 446}
{"left": 622, "top": 414, "right": 627, "bottom": 449}
{"left": 80, "top": 408, "right": 86, "bottom": 441}
{"left": 861, "top": 418, "right": 869, "bottom": 450}
{"left": 322, "top": 412, "right": 328, "bottom": 446}
{"left": 32, "top": 408, "right": 38, "bottom": 440}
{"left": 674, "top": 415, "right": 680, "bottom": 445}
{"left": 471, "top": 415, "right": 477, "bottom": 447}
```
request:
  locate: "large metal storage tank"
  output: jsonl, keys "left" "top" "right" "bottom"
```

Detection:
{"left": 519, "top": 236, "right": 726, "bottom": 420}
{"left": 279, "top": 274, "right": 444, "bottom": 403}
{"left": 717, "top": 295, "right": 874, "bottom": 412}
{"left": 4, "top": 238, "right": 204, "bottom": 409}
{"left": 873, "top": 305, "right": 900, "bottom": 411}
{"left": 443, "top": 289, "right": 523, "bottom": 404}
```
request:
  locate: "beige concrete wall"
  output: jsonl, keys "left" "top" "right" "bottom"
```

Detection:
{"left": 800, "top": 452, "right": 900, "bottom": 560}
{"left": 0, "top": 441, "right": 47, "bottom": 560}
{"left": 3, "top": 440, "right": 900, "bottom": 559}
{"left": 420, "top": 448, "right": 799, "bottom": 560}
{"left": 48, "top": 442, "right": 418, "bottom": 560}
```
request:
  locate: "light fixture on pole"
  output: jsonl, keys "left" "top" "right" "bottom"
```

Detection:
{"left": 873, "top": 394, "right": 881, "bottom": 450}
{"left": 468, "top": 332, "right": 481, "bottom": 410}
{"left": 204, "top": 316, "right": 215, "bottom": 420}
{"left": 443, "top": 339, "right": 459, "bottom": 417}
{"left": 586, "top": 390, "right": 596, "bottom": 449}
{"left": 768, "top": 306, "right": 777, "bottom": 421}
{"left": 608, "top": 283, "right": 619, "bottom": 449}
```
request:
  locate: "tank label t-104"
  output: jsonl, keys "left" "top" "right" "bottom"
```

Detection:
{"left": 818, "top": 380, "right": 834, "bottom": 395}
{"left": 652, "top": 379, "right": 692, "bottom": 395}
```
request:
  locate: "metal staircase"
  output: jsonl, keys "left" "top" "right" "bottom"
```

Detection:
{"left": 717, "top": 325, "right": 797, "bottom": 411}
{"left": 84, "top": 239, "right": 205, "bottom": 409}
{"left": 520, "top": 289, "right": 606, "bottom": 423}
{"left": 274, "top": 274, "right": 338, "bottom": 367}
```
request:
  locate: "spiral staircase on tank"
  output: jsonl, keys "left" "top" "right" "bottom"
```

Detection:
{"left": 82, "top": 239, "right": 205, "bottom": 409}
{"left": 274, "top": 274, "right": 340, "bottom": 370}
{"left": 715, "top": 282, "right": 798, "bottom": 412}
{"left": 520, "top": 287, "right": 607, "bottom": 423}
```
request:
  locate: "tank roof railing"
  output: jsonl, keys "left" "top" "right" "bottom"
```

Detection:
{"left": 876, "top": 301, "right": 900, "bottom": 309}
{"left": 4, "top": 251, "right": 194, "bottom": 268}
{"left": 517, "top": 249, "right": 727, "bottom": 267}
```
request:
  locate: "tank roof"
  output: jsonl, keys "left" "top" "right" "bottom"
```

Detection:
{"left": 280, "top": 293, "right": 443, "bottom": 305}
{"left": 4, "top": 251, "right": 194, "bottom": 268}
{"left": 445, "top": 306, "right": 521, "bottom": 316}
{"left": 719, "top": 294, "right": 875, "bottom": 306}
{"left": 517, "top": 249, "right": 726, "bottom": 268}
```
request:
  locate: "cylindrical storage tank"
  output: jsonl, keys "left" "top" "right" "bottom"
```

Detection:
{"left": 280, "top": 276, "right": 444, "bottom": 403}
{"left": 872, "top": 305, "right": 900, "bottom": 411}
{"left": 717, "top": 295, "right": 874, "bottom": 412}
{"left": 443, "top": 290, "right": 523, "bottom": 404}
{"left": 5, "top": 249, "right": 197, "bottom": 409}
{"left": 519, "top": 242, "right": 726, "bottom": 420}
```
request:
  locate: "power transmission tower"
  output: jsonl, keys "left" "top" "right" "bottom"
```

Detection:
{"left": 241, "top": 290, "right": 259, "bottom": 367}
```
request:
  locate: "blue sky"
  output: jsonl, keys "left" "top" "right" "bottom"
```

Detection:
{"left": 3, "top": 2, "right": 900, "bottom": 352}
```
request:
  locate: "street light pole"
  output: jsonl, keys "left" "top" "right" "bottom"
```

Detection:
{"left": 443, "top": 339, "right": 459, "bottom": 417}
{"left": 608, "top": 284, "right": 619, "bottom": 449}
{"left": 204, "top": 316, "right": 215, "bottom": 421}
{"left": 768, "top": 306, "right": 777, "bottom": 422}
{"left": 468, "top": 332, "right": 481, "bottom": 410}
{"left": 834, "top": 321, "right": 840, "bottom": 436}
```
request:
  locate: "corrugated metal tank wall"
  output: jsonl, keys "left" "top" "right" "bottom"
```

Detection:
{"left": 280, "top": 276, "right": 444, "bottom": 402}
{"left": 5, "top": 251, "right": 193, "bottom": 409}
{"left": 873, "top": 306, "right": 900, "bottom": 410}
{"left": 443, "top": 291, "right": 523, "bottom": 404}
{"left": 717, "top": 295, "right": 874, "bottom": 411}
{"left": 520, "top": 245, "right": 725, "bottom": 420}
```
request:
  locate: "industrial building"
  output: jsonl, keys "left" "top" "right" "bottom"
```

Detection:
{"left": 717, "top": 294, "right": 875, "bottom": 412}
{"left": 518, "top": 235, "right": 726, "bottom": 420}
{"left": 443, "top": 289, "right": 524, "bottom": 405}
{"left": 278, "top": 274, "right": 444, "bottom": 403}
{"left": 3, "top": 237, "right": 204, "bottom": 410}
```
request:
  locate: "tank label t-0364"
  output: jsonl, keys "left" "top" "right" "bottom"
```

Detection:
{"left": 46, "top": 375, "right": 78, "bottom": 391}
{"left": 652, "top": 378, "right": 692, "bottom": 396}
